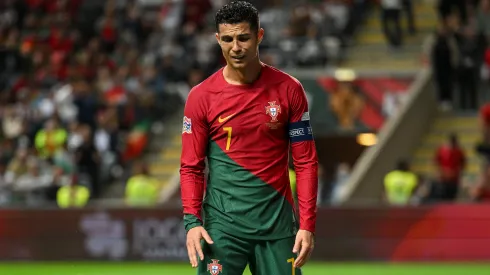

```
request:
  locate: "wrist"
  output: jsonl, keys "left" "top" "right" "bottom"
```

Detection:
{"left": 184, "top": 214, "right": 203, "bottom": 233}
{"left": 299, "top": 224, "right": 315, "bottom": 234}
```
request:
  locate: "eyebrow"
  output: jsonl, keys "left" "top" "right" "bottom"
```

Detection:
{"left": 220, "top": 33, "right": 252, "bottom": 39}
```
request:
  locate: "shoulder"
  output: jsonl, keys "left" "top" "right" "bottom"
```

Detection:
{"left": 385, "top": 170, "right": 395, "bottom": 178}
{"left": 126, "top": 176, "right": 139, "bottom": 185}
{"left": 408, "top": 172, "right": 418, "bottom": 180}
{"left": 263, "top": 64, "right": 303, "bottom": 89}
{"left": 188, "top": 69, "right": 224, "bottom": 102}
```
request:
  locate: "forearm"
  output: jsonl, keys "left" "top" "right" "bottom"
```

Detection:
{"left": 180, "top": 87, "right": 209, "bottom": 232}
{"left": 180, "top": 165, "right": 205, "bottom": 231}
{"left": 292, "top": 142, "right": 318, "bottom": 233}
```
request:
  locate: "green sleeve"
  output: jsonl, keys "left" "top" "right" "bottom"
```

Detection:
{"left": 184, "top": 214, "right": 203, "bottom": 233}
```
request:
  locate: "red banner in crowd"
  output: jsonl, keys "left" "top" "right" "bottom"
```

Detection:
{"left": 0, "top": 204, "right": 490, "bottom": 262}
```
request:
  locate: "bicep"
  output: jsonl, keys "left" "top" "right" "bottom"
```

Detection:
{"left": 181, "top": 94, "right": 209, "bottom": 169}
{"left": 289, "top": 82, "right": 309, "bottom": 122}
{"left": 289, "top": 82, "right": 313, "bottom": 145}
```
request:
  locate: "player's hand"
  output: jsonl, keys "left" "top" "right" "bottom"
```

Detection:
{"left": 292, "top": 229, "right": 314, "bottom": 268}
{"left": 186, "top": 226, "right": 214, "bottom": 268}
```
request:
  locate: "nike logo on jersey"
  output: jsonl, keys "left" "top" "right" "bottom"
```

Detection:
{"left": 218, "top": 113, "right": 235, "bottom": 123}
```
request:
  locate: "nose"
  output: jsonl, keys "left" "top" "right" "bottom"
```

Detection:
{"left": 231, "top": 40, "right": 241, "bottom": 53}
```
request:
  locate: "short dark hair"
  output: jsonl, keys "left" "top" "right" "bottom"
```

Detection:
{"left": 396, "top": 159, "right": 409, "bottom": 171}
{"left": 215, "top": 1, "right": 259, "bottom": 33}
{"left": 449, "top": 133, "right": 458, "bottom": 145}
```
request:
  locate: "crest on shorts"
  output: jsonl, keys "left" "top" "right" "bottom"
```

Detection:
{"left": 182, "top": 116, "right": 192, "bottom": 134}
{"left": 265, "top": 101, "right": 281, "bottom": 123}
{"left": 207, "top": 259, "right": 223, "bottom": 275}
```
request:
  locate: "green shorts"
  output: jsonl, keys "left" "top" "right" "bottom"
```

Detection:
{"left": 198, "top": 229, "right": 302, "bottom": 275}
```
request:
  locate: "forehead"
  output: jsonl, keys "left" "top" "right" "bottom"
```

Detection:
{"left": 217, "top": 22, "right": 253, "bottom": 36}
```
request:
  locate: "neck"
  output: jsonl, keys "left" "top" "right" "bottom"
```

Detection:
{"left": 224, "top": 58, "right": 263, "bottom": 85}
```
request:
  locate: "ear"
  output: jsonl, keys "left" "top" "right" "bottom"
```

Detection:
{"left": 258, "top": 28, "right": 264, "bottom": 44}
{"left": 215, "top": 32, "right": 220, "bottom": 45}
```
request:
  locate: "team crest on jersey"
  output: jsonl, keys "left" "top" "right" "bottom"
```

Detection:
{"left": 265, "top": 101, "right": 281, "bottom": 122}
{"left": 265, "top": 101, "right": 282, "bottom": 129}
{"left": 207, "top": 259, "right": 223, "bottom": 275}
{"left": 182, "top": 116, "right": 192, "bottom": 134}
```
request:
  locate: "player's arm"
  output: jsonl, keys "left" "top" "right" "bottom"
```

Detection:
{"left": 288, "top": 80, "right": 318, "bottom": 268}
{"left": 180, "top": 87, "right": 208, "bottom": 232}
{"left": 288, "top": 80, "right": 318, "bottom": 234}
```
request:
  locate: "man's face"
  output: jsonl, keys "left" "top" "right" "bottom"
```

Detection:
{"left": 216, "top": 22, "right": 263, "bottom": 70}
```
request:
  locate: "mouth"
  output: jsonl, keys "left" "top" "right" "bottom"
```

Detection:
{"left": 231, "top": 55, "right": 245, "bottom": 61}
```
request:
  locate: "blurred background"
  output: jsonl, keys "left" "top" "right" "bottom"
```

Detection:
{"left": 1, "top": 0, "right": 490, "bottom": 273}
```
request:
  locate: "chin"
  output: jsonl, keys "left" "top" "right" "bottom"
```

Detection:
{"left": 230, "top": 60, "right": 248, "bottom": 69}
{"left": 232, "top": 64, "right": 247, "bottom": 69}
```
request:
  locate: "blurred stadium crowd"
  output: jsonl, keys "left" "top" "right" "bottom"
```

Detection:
{"left": 424, "top": 0, "right": 488, "bottom": 111}
{"left": 5, "top": 0, "right": 490, "bottom": 209}
{"left": 0, "top": 0, "right": 364, "bottom": 208}
{"left": 398, "top": 0, "right": 490, "bottom": 206}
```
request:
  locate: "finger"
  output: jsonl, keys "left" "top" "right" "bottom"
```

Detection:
{"left": 306, "top": 246, "right": 314, "bottom": 260}
{"left": 194, "top": 238, "right": 205, "bottom": 261}
{"left": 292, "top": 236, "right": 301, "bottom": 253}
{"left": 294, "top": 242, "right": 310, "bottom": 268}
{"left": 187, "top": 242, "right": 197, "bottom": 267}
{"left": 302, "top": 246, "right": 314, "bottom": 266}
{"left": 201, "top": 229, "right": 214, "bottom": 244}
{"left": 296, "top": 244, "right": 313, "bottom": 268}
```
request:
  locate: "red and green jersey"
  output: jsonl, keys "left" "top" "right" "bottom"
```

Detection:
{"left": 180, "top": 64, "right": 318, "bottom": 240}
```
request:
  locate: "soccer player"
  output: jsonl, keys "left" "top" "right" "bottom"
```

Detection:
{"left": 180, "top": 2, "right": 318, "bottom": 275}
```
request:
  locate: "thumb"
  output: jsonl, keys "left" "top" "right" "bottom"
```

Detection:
{"left": 292, "top": 235, "right": 301, "bottom": 253}
{"left": 201, "top": 228, "right": 214, "bottom": 244}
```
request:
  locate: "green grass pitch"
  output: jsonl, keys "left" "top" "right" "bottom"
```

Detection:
{"left": 1, "top": 262, "right": 490, "bottom": 275}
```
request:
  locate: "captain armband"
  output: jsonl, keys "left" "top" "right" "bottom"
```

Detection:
{"left": 288, "top": 120, "right": 313, "bottom": 142}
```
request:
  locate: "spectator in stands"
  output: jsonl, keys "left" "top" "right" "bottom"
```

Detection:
{"left": 74, "top": 124, "right": 99, "bottom": 197}
{"left": 324, "top": 0, "right": 350, "bottom": 39}
{"left": 12, "top": 157, "right": 53, "bottom": 206}
{"left": 57, "top": 174, "right": 90, "bottom": 209}
{"left": 329, "top": 81, "right": 364, "bottom": 130}
{"left": 44, "top": 141, "right": 75, "bottom": 201}
{"left": 125, "top": 161, "right": 160, "bottom": 207}
{"left": 434, "top": 133, "right": 466, "bottom": 201}
{"left": 402, "top": 0, "right": 416, "bottom": 35}
{"left": 34, "top": 118, "right": 68, "bottom": 159}
{"left": 438, "top": 0, "right": 467, "bottom": 25}
{"left": 0, "top": 139, "right": 15, "bottom": 163}
{"left": 476, "top": 0, "right": 490, "bottom": 39}
{"left": 422, "top": 15, "right": 460, "bottom": 110}
{"left": 94, "top": 110, "right": 120, "bottom": 181}
{"left": 455, "top": 24, "right": 486, "bottom": 110}
{"left": 1, "top": 105, "right": 24, "bottom": 140}
{"left": 288, "top": 4, "right": 312, "bottom": 38}
{"left": 4, "top": 148, "right": 32, "bottom": 188}
{"left": 383, "top": 159, "right": 418, "bottom": 205}
{"left": 380, "top": 0, "right": 403, "bottom": 48}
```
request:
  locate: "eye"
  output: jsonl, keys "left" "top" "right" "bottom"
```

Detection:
{"left": 238, "top": 36, "right": 250, "bottom": 42}
{"left": 221, "top": 36, "right": 233, "bottom": 43}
